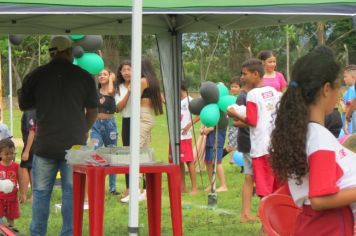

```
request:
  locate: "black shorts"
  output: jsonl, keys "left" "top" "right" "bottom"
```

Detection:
{"left": 19, "top": 150, "right": 34, "bottom": 169}
{"left": 121, "top": 117, "right": 130, "bottom": 146}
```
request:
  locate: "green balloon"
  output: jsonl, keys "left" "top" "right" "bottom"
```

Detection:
{"left": 218, "top": 95, "right": 237, "bottom": 112}
{"left": 75, "top": 52, "right": 104, "bottom": 75}
{"left": 200, "top": 104, "right": 220, "bottom": 127}
{"left": 69, "top": 35, "right": 85, "bottom": 40}
{"left": 217, "top": 82, "right": 229, "bottom": 97}
{"left": 73, "top": 58, "right": 78, "bottom": 65}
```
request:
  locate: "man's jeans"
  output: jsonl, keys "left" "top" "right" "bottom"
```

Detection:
{"left": 90, "top": 117, "right": 118, "bottom": 192}
{"left": 30, "top": 155, "right": 73, "bottom": 236}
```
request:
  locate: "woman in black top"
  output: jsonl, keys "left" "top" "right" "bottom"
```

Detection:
{"left": 90, "top": 68, "right": 119, "bottom": 195}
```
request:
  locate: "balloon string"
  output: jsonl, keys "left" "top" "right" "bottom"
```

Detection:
{"left": 210, "top": 126, "right": 218, "bottom": 193}
{"left": 187, "top": 94, "right": 205, "bottom": 188}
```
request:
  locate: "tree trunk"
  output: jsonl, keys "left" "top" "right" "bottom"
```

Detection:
{"left": 199, "top": 47, "right": 205, "bottom": 83}
{"left": 12, "top": 51, "right": 36, "bottom": 91}
{"left": 317, "top": 22, "right": 325, "bottom": 45}
{"left": 344, "top": 44, "right": 349, "bottom": 65}
{"left": 102, "top": 36, "right": 121, "bottom": 72}
{"left": 286, "top": 26, "right": 290, "bottom": 82}
{"left": 229, "top": 30, "right": 252, "bottom": 77}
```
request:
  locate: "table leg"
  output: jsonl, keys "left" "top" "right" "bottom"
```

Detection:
{"left": 146, "top": 173, "right": 162, "bottom": 236}
{"left": 167, "top": 166, "right": 183, "bottom": 236}
{"left": 87, "top": 168, "right": 106, "bottom": 236}
{"left": 73, "top": 171, "right": 86, "bottom": 236}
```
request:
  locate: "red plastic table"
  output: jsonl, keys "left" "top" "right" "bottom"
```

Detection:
{"left": 72, "top": 164, "right": 182, "bottom": 236}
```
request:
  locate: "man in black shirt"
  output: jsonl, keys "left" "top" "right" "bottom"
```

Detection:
{"left": 18, "top": 36, "right": 98, "bottom": 236}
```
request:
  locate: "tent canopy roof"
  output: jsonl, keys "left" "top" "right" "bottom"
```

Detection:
{"left": 1, "top": 0, "right": 355, "bottom": 35}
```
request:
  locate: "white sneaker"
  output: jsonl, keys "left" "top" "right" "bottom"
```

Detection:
{"left": 120, "top": 190, "right": 142, "bottom": 203}
{"left": 120, "top": 194, "right": 130, "bottom": 203}
{"left": 139, "top": 190, "right": 147, "bottom": 202}
{"left": 83, "top": 201, "right": 89, "bottom": 210}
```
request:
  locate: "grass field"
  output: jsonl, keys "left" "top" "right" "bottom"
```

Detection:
{"left": 3, "top": 107, "right": 261, "bottom": 235}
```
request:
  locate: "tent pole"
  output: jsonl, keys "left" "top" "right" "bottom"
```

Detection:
{"left": 172, "top": 32, "right": 180, "bottom": 165}
{"left": 128, "top": 0, "right": 142, "bottom": 235}
{"left": 7, "top": 37, "right": 13, "bottom": 135}
{"left": 171, "top": 30, "right": 184, "bottom": 165}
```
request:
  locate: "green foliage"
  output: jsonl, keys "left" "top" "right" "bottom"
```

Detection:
{"left": 182, "top": 19, "right": 356, "bottom": 86}
{"left": 1, "top": 35, "right": 50, "bottom": 96}
{"left": 2, "top": 18, "right": 356, "bottom": 98}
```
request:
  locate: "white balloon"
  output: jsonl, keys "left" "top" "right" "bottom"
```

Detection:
{"left": 228, "top": 104, "right": 246, "bottom": 119}
{"left": 0, "top": 179, "right": 14, "bottom": 193}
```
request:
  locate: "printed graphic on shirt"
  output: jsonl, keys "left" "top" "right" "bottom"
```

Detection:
{"left": 246, "top": 86, "right": 280, "bottom": 158}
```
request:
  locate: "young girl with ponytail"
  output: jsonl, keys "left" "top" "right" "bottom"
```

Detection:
{"left": 270, "top": 46, "right": 356, "bottom": 235}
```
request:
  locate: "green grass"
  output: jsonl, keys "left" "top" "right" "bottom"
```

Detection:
{"left": 4, "top": 108, "right": 261, "bottom": 235}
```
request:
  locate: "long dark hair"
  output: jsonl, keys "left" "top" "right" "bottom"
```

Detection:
{"left": 117, "top": 60, "right": 131, "bottom": 86}
{"left": 141, "top": 58, "right": 163, "bottom": 115}
{"left": 269, "top": 46, "right": 340, "bottom": 184}
{"left": 116, "top": 60, "right": 131, "bottom": 94}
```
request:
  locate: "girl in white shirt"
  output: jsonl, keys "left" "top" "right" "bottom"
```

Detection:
{"left": 115, "top": 61, "right": 132, "bottom": 202}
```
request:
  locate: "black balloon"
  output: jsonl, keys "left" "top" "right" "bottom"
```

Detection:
{"left": 74, "top": 35, "right": 103, "bottom": 51}
{"left": 73, "top": 46, "right": 84, "bottom": 58}
{"left": 218, "top": 111, "right": 228, "bottom": 129}
{"left": 188, "top": 97, "right": 206, "bottom": 115}
{"left": 200, "top": 81, "right": 219, "bottom": 104}
{"left": 9, "top": 35, "right": 24, "bottom": 45}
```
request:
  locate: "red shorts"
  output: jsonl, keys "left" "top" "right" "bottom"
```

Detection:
{"left": 252, "top": 155, "right": 276, "bottom": 197}
{"left": 295, "top": 205, "right": 353, "bottom": 236}
{"left": 168, "top": 139, "right": 194, "bottom": 163}
{"left": 0, "top": 197, "right": 20, "bottom": 219}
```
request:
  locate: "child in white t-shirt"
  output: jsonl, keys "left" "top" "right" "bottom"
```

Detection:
{"left": 169, "top": 81, "right": 199, "bottom": 195}
{"left": 228, "top": 58, "right": 280, "bottom": 197}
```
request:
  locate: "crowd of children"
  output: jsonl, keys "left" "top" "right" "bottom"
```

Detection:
{"left": 181, "top": 47, "right": 356, "bottom": 234}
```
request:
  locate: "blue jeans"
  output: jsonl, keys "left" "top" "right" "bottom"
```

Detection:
{"left": 30, "top": 155, "right": 73, "bottom": 236}
{"left": 90, "top": 117, "right": 118, "bottom": 192}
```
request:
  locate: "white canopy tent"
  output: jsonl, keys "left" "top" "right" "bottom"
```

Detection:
{"left": 1, "top": 1, "right": 356, "bottom": 234}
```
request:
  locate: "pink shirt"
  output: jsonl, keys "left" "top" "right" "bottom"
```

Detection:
{"left": 262, "top": 71, "right": 287, "bottom": 92}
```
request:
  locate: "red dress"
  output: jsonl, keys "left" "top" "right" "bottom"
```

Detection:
{"left": 0, "top": 162, "right": 20, "bottom": 219}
